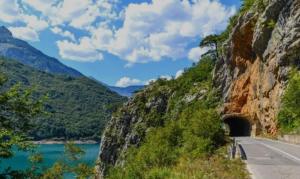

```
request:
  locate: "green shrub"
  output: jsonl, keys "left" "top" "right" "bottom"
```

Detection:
{"left": 278, "top": 70, "right": 300, "bottom": 134}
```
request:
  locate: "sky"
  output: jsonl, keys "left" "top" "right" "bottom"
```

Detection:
{"left": 0, "top": 0, "right": 241, "bottom": 87}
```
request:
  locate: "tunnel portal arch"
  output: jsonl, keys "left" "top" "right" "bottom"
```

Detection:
{"left": 223, "top": 114, "right": 252, "bottom": 137}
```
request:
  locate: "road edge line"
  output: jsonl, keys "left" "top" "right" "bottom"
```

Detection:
{"left": 256, "top": 137, "right": 300, "bottom": 149}
{"left": 259, "top": 142, "right": 300, "bottom": 164}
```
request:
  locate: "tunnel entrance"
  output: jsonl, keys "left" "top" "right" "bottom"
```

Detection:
{"left": 224, "top": 116, "right": 251, "bottom": 137}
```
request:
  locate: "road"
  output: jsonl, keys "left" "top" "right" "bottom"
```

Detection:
{"left": 236, "top": 137, "right": 300, "bottom": 179}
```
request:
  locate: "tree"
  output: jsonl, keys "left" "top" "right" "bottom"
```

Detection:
{"left": 0, "top": 74, "right": 95, "bottom": 178}
{"left": 0, "top": 74, "right": 44, "bottom": 177}
{"left": 199, "top": 35, "right": 220, "bottom": 59}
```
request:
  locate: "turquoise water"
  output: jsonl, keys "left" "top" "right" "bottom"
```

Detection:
{"left": 1, "top": 144, "right": 99, "bottom": 177}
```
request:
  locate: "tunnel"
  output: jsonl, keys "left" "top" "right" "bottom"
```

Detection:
{"left": 223, "top": 116, "right": 251, "bottom": 137}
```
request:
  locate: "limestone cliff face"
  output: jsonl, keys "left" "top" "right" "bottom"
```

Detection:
{"left": 95, "top": 85, "right": 172, "bottom": 178}
{"left": 214, "top": 0, "right": 300, "bottom": 135}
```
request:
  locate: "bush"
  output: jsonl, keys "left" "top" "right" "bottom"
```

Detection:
{"left": 278, "top": 70, "right": 300, "bottom": 134}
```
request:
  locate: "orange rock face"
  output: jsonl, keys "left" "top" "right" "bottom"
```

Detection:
{"left": 215, "top": 0, "right": 300, "bottom": 135}
{"left": 224, "top": 58, "right": 281, "bottom": 135}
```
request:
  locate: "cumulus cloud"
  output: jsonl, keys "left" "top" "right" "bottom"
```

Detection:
{"left": 116, "top": 74, "right": 174, "bottom": 87}
{"left": 0, "top": 0, "right": 235, "bottom": 63}
{"left": 8, "top": 15, "right": 48, "bottom": 42}
{"left": 9, "top": 27, "right": 39, "bottom": 41}
{"left": 175, "top": 69, "right": 184, "bottom": 79}
{"left": 160, "top": 75, "right": 172, "bottom": 80}
{"left": 22, "top": 0, "right": 57, "bottom": 13}
{"left": 23, "top": 0, "right": 119, "bottom": 29}
{"left": 0, "top": 0, "right": 48, "bottom": 42}
{"left": 56, "top": 37, "right": 103, "bottom": 62}
{"left": 22, "top": 15, "right": 49, "bottom": 31}
{"left": 51, "top": 27, "right": 75, "bottom": 41}
{"left": 115, "top": 77, "right": 142, "bottom": 87}
{"left": 0, "top": 0, "right": 21, "bottom": 23}
{"left": 188, "top": 47, "right": 211, "bottom": 62}
{"left": 85, "top": 0, "right": 235, "bottom": 63}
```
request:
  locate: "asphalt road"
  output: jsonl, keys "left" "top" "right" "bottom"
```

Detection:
{"left": 236, "top": 137, "right": 300, "bottom": 179}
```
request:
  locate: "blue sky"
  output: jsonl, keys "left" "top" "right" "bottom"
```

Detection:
{"left": 0, "top": 0, "right": 241, "bottom": 87}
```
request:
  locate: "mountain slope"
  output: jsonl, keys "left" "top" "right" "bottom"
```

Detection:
{"left": 108, "top": 85, "right": 144, "bottom": 97}
{"left": 0, "top": 57, "right": 126, "bottom": 140}
{"left": 96, "top": 57, "right": 248, "bottom": 178}
{"left": 0, "top": 26, "right": 82, "bottom": 77}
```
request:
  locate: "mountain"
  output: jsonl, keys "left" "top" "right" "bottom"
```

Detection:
{"left": 0, "top": 26, "right": 82, "bottom": 77}
{"left": 96, "top": 0, "right": 300, "bottom": 178}
{"left": 0, "top": 57, "right": 126, "bottom": 141}
{"left": 108, "top": 85, "right": 144, "bottom": 97}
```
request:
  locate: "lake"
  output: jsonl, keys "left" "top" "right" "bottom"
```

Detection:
{"left": 1, "top": 144, "right": 100, "bottom": 178}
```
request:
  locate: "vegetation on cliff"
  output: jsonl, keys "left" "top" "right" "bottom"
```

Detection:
{"left": 0, "top": 57, "right": 126, "bottom": 140}
{"left": 101, "top": 57, "right": 248, "bottom": 178}
{"left": 278, "top": 70, "right": 300, "bottom": 134}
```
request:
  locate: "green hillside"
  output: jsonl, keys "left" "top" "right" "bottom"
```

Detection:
{"left": 99, "top": 57, "right": 248, "bottom": 178}
{"left": 0, "top": 57, "right": 126, "bottom": 141}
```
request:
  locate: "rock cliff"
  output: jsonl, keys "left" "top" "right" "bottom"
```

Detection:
{"left": 214, "top": 0, "right": 300, "bottom": 135}
{"left": 96, "top": 84, "right": 173, "bottom": 177}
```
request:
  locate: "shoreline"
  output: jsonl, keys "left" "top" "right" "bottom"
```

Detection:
{"left": 31, "top": 140, "right": 99, "bottom": 145}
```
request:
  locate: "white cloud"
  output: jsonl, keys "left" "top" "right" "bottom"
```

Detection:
{"left": 23, "top": 0, "right": 119, "bottom": 29}
{"left": 51, "top": 27, "right": 75, "bottom": 41}
{"left": 175, "top": 70, "right": 184, "bottom": 79}
{"left": 9, "top": 27, "right": 39, "bottom": 41}
{"left": 115, "top": 77, "right": 142, "bottom": 87}
{"left": 145, "top": 78, "right": 156, "bottom": 85}
{"left": 0, "top": 0, "right": 235, "bottom": 63}
{"left": 87, "top": 0, "right": 235, "bottom": 63}
{"left": 0, "top": 0, "right": 20, "bottom": 23}
{"left": 22, "top": 0, "right": 57, "bottom": 13}
{"left": 144, "top": 75, "right": 172, "bottom": 85}
{"left": 160, "top": 75, "right": 172, "bottom": 80}
{"left": 90, "top": 24, "right": 114, "bottom": 50}
{"left": 56, "top": 37, "right": 103, "bottom": 62}
{"left": 188, "top": 47, "right": 211, "bottom": 62}
{"left": 22, "top": 15, "right": 48, "bottom": 31}
{"left": 8, "top": 15, "right": 48, "bottom": 42}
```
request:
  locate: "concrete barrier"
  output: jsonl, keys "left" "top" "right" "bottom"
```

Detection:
{"left": 278, "top": 135, "right": 300, "bottom": 145}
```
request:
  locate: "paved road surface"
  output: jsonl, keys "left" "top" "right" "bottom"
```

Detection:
{"left": 236, "top": 137, "right": 300, "bottom": 179}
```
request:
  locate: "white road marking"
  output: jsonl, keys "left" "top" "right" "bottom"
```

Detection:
{"left": 258, "top": 142, "right": 300, "bottom": 164}
{"left": 256, "top": 137, "right": 300, "bottom": 149}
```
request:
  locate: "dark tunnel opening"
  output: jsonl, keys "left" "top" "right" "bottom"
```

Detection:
{"left": 224, "top": 117, "right": 251, "bottom": 137}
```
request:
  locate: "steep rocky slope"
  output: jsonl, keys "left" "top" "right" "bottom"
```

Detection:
{"left": 214, "top": 0, "right": 300, "bottom": 135}
{"left": 96, "top": 58, "right": 248, "bottom": 178}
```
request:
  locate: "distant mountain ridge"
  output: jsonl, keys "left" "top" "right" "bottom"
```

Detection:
{"left": 0, "top": 26, "right": 82, "bottom": 77}
{"left": 108, "top": 85, "right": 144, "bottom": 97}
{"left": 88, "top": 76, "right": 144, "bottom": 97}
{"left": 0, "top": 57, "right": 126, "bottom": 140}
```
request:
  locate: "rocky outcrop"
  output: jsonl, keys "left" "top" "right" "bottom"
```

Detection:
{"left": 214, "top": 0, "right": 300, "bottom": 135}
{"left": 95, "top": 86, "right": 172, "bottom": 178}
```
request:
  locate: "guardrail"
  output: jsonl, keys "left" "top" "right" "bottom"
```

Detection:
{"left": 228, "top": 138, "right": 247, "bottom": 160}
